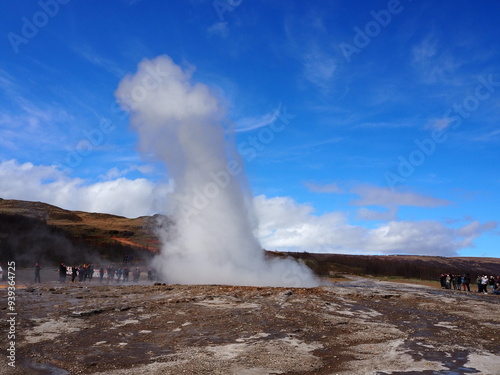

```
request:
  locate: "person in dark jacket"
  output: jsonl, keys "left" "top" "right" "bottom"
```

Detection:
{"left": 34, "top": 262, "right": 42, "bottom": 283}
{"left": 71, "top": 266, "right": 78, "bottom": 282}
{"left": 59, "top": 263, "right": 67, "bottom": 283}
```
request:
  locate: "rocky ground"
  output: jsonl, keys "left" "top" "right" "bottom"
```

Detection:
{"left": 1, "top": 274, "right": 499, "bottom": 375}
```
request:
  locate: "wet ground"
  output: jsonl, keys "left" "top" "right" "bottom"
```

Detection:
{"left": 1, "top": 275, "right": 499, "bottom": 374}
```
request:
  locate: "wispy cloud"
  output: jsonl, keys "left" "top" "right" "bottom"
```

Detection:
{"left": 357, "top": 121, "right": 415, "bottom": 129}
{"left": 73, "top": 45, "right": 126, "bottom": 77}
{"left": 425, "top": 117, "right": 452, "bottom": 131}
{"left": 304, "top": 181, "right": 342, "bottom": 194}
{"left": 350, "top": 185, "right": 451, "bottom": 208}
{"left": 301, "top": 46, "right": 337, "bottom": 90}
{"left": 356, "top": 207, "right": 398, "bottom": 221}
{"left": 471, "top": 128, "right": 500, "bottom": 142}
{"left": 412, "top": 35, "right": 462, "bottom": 85}
{"left": 0, "top": 102, "right": 74, "bottom": 153}
{"left": 0, "top": 69, "right": 17, "bottom": 94}
{"left": 284, "top": 13, "right": 337, "bottom": 92}
{"left": 207, "top": 22, "right": 229, "bottom": 38}
{"left": 235, "top": 108, "right": 280, "bottom": 132}
{"left": 303, "top": 182, "right": 450, "bottom": 209}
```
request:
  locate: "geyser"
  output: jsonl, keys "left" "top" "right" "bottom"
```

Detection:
{"left": 115, "top": 55, "right": 318, "bottom": 287}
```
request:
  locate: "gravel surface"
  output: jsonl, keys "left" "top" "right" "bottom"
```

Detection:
{"left": 1, "top": 276, "right": 499, "bottom": 374}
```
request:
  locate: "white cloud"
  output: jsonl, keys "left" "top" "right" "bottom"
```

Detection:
{"left": 98, "top": 165, "right": 155, "bottom": 180}
{"left": 0, "top": 160, "right": 168, "bottom": 218}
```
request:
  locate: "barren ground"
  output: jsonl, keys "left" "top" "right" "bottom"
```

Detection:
{"left": 1, "top": 273, "right": 499, "bottom": 375}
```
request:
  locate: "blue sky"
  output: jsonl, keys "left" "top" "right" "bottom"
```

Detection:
{"left": 0, "top": 0, "right": 499, "bottom": 257}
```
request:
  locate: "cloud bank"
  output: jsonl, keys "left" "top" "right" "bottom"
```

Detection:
{"left": 254, "top": 194, "right": 496, "bottom": 257}
{"left": 0, "top": 159, "right": 163, "bottom": 218}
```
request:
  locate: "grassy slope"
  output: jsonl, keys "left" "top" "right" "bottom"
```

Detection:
{"left": 0, "top": 199, "right": 160, "bottom": 266}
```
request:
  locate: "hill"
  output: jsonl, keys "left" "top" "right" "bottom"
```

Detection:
{"left": 0, "top": 198, "right": 498, "bottom": 279}
{"left": 0, "top": 198, "right": 166, "bottom": 266}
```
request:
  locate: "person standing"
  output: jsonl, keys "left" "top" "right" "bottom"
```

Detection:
{"left": 488, "top": 276, "right": 495, "bottom": 294}
{"left": 71, "top": 266, "right": 78, "bottom": 282}
{"left": 34, "top": 262, "right": 42, "bottom": 283}
{"left": 445, "top": 274, "right": 451, "bottom": 289}
{"left": 463, "top": 273, "right": 471, "bottom": 292}
{"left": 107, "top": 266, "right": 114, "bottom": 284}
{"left": 82, "top": 264, "right": 89, "bottom": 282}
{"left": 123, "top": 266, "right": 129, "bottom": 283}
{"left": 116, "top": 268, "right": 122, "bottom": 283}
{"left": 476, "top": 275, "right": 482, "bottom": 293}
{"left": 439, "top": 274, "right": 446, "bottom": 288}
{"left": 481, "top": 275, "right": 489, "bottom": 294}
{"left": 59, "top": 263, "right": 67, "bottom": 283}
{"left": 132, "top": 267, "right": 141, "bottom": 283}
{"left": 88, "top": 264, "right": 94, "bottom": 282}
{"left": 493, "top": 282, "right": 500, "bottom": 295}
{"left": 99, "top": 266, "right": 104, "bottom": 283}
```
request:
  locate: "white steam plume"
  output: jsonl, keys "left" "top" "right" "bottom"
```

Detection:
{"left": 115, "top": 55, "right": 318, "bottom": 287}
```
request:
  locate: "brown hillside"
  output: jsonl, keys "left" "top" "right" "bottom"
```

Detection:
{"left": 0, "top": 199, "right": 167, "bottom": 266}
{"left": 0, "top": 198, "right": 162, "bottom": 252}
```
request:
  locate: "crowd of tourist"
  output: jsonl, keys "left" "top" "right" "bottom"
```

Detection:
{"left": 32, "top": 262, "right": 159, "bottom": 284}
{"left": 439, "top": 273, "right": 500, "bottom": 295}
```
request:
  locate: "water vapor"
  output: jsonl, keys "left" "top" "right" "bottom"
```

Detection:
{"left": 115, "top": 55, "right": 317, "bottom": 287}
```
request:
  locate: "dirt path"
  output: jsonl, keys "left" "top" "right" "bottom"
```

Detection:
{"left": 1, "top": 277, "right": 499, "bottom": 374}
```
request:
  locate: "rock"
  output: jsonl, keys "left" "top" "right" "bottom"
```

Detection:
{"left": 70, "top": 309, "right": 104, "bottom": 317}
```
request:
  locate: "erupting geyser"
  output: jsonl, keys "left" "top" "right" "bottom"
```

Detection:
{"left": 115, "top": 55, "right": 318, "bottom": 287}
